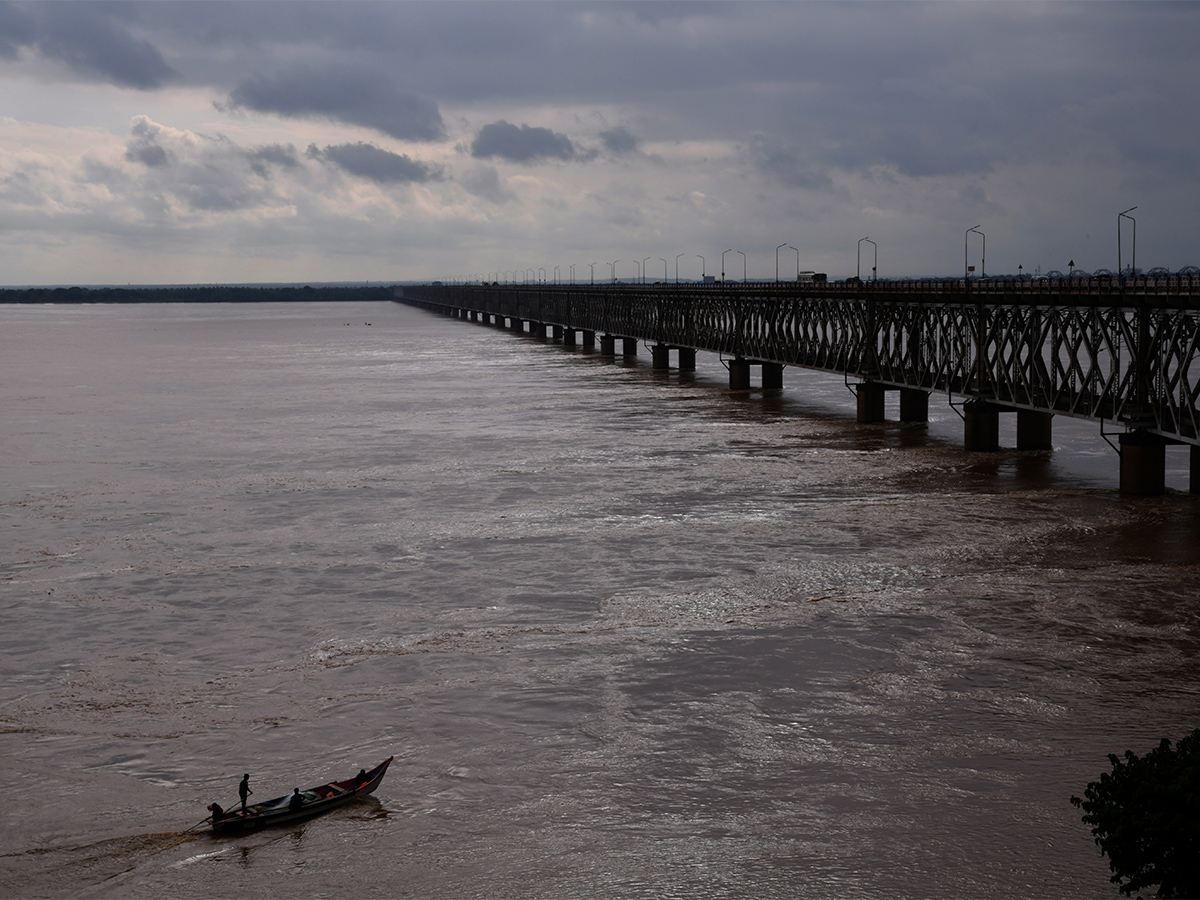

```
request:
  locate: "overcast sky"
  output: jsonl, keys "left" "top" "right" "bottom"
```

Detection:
{"left": 2, "top": 0, "right": 1198, "bottom": 285}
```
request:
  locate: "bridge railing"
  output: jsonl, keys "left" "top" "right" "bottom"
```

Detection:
{"left": 399, "top": 283, "right": 1200, "bottom": 443}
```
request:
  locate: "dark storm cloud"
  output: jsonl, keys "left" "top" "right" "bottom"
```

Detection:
{"left": 15, "top": 2, "right": 176, "bottom": 89}
{"left": 0, "top": 2, "right": 36, "bottom": 59}
{"left": 600, "top": 127, "right": 638, "bottom": 155}
{"left": 312, "top": 142, "right": 442, "bottom": 184}
{"left": 471, "top": 121, "right": 574, "bottom": 163}
{"left": 223, "top": 67, "right": 445, "bottom": 141}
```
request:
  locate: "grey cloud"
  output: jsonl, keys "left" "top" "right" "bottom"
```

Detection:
{"left": 247, "top": 144, "right": 300, "bottom": 177}
{"left": 600, "top": 127, "right": 638, "bottom": 155}
{"left": 0, "top": 3, "right": 36, "bottom": 59}
{"left": 471, "top": 121, "right": 574, "bottom": 163}
{"left": 313, "top": 142, "right": 442, "bottom": 184}
{"left": 114, "top": 117, "right": 305, "bottom": 214}
{"left": 460, "top": 165, "right": 514, "bottom": 204}
{"left": 224, "top": 68, "right": 444, "bottom": 141}
{"left": 33, "top": 4, "right": 176, "bottom": 89}
{"left": 125, "top": 118, "right": 169, "bottom": 168}
{"left": 749, "top": 136, "right": 832, "bottom": 191}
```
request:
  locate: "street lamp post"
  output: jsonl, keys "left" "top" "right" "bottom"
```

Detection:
{"left": 589, "top": 262, "right": 597, "bottom": 284}
{"left": 642, "top": 257, "right": 651, "bottom": 285}
{"left": 659, "top": 258, "right": 668, "bottom": 283}
{"left": 721, "top": 248, "right": 733, "bottom": 283}
{"left": 736, "top": 249, "right": 746, "bottom": 283}
{"left": 569, "top": 264, "right": 576, "bottom": 284}
{"left": 696, "top": 255, "right": 705, "bottom": 281}
{"left": 776, "top": 243, "right": 788, "bottom": 283}
{"left": 1119, "top": 206, "right": 1137, "bottom": 279}
{"left": 609, "top": 260, "right": 619, "bottom": 283}
{"left": 675, "top": 253, "right": 685, "bottom": 283}
{"left": 864, "top": 238, "right": 877, "bottom": 281}
{"left": 788, "top": 245, "right": 800, "bottom": 280}
{"left": 965, "top": 225, "right": 984, "bottom": 279}
{"left": 857, "top": 237, "right": 870, "bottom": 281}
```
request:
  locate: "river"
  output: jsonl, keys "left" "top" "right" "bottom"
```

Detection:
{"left": 2, "top": 300, "right": 1198, "bottom": 898}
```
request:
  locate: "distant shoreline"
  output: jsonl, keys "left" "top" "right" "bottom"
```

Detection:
{"left": 0, "top": 285, "right": 396, "bottom": 304}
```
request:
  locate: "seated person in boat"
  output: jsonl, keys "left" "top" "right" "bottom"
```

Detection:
{"left": 353, "top": 769, "right": 369, "bottom": 788}
{"left": 208, "top": 802, "right": 224, "bottom": 821}
{"left": 289, "top": 789, "right": 304, "bottom": 811}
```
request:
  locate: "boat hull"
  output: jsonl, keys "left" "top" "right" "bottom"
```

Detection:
{"left": 210, "top": 756, "right": 392, "bottom": 834}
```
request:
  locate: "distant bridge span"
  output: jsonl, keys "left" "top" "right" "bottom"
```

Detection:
{"left": 396, "top": 279, "right": 1200, "bottom": 495}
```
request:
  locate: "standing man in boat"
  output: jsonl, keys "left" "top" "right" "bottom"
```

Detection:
{"left": 239, "top": 773, "right": 252, "bottom": 812}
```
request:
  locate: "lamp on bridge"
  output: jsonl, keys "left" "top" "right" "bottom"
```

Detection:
{"left": 1119, "top": 207, "right": 1137, "bottom": 280}
{"left": 858, "top": 237, "right": 876, "bottom": 281}
{"left": 965, "top": 226, "right": 984, "bottom": 279}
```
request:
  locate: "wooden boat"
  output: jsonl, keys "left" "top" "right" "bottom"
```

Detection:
{"left": 207, "top": 756, "right": 392, "bottom": 834}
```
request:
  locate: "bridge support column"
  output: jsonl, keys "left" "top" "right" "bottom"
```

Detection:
{"left": 963, "top": 400, "right": 1000, "bottom": 452}
{"left": 762, "top": 362, "right": 784, "bottom": 390}
{"left": 582, "top": 330, "right": 596, "bottom": 350}
{"left": 677, "top": 348, "right": 696, "bottom": 371}
{"left": 899, "top": 388, "right": 929, "bottom": 422}
{"left": 552, "top": 324, "right": 563, "bottom": 342}
{"left": 563, "top": 328, "right": 577, "bottom": 347}
{"left": 1016, "top": 410, "right": 1053, "bottom": 451}
{"left": 652, "top": 344, "right": 670, "bottom": 370}
{"left": 1120, "top": 431, "right": 1166, "bottom": 496}
{"left": 600, "top": 334, "right": 615, "bottom": 356}
{"left": 622, "top": 337, "right": 638, "bottom": 358}
{"left": 729, "top": 358, "right": 751, "bottom": 390}
{"left": 512, "top": 318, "right": 525, "bottom": 332}
{"left": 856, "top": 382, "right": 886, "bottom": 423}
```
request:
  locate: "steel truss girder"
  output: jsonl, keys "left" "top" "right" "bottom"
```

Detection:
{"left": 402, "top": 284, "right": 1200, "bottom": 445}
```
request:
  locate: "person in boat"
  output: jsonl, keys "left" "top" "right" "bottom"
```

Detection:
{"left": 289, "top": 788, "right": 304, "bottom": 812}
{"left": 353, "top": 769, "right": 369, "bottom": 788}
{"left": 239, "top": 774, "right": 252, "bottom": 812}
{"left": 208, "top": 802, "right": 224, "bottom": 821}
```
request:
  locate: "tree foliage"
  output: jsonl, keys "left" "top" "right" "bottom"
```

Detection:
{"left": 1072, "top": 730, "right": 1200, "bottom": 897}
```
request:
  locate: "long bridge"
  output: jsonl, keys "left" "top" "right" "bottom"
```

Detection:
{"left": 395, "top": 277, "right": 1200, "bottom": 495}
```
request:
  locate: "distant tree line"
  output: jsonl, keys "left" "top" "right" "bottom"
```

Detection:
{"left": 0, "top": 285, "right": 395, "bottom": 304}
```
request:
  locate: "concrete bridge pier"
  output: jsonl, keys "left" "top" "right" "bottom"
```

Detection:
{"left": 551, "top": 324, "right": 563, "bottom": 341}
{"left": 600, "top": 334, "right": 615, "bottom": 356}
{"left": 856, "top": 382, "right": 886, "bottom": 423}
{"left": 729, "top": 358, "right": 751, "bottom": 390}
{"left": 899, "top": 388, "right": 929, "bottom": 422}
{"left": 762, "top": 362, "right": 784, "bottom": 390}
{"left": 622, "top": 337, "right": 638, "bottom": 358}
{"left": 563, "top": 328, "right": 577, "bottom": 347}
{"left": 677, "top": 348, "right": 696, "bottom": 370}
{"left": 1120, "top": 431, "right": 1166, "bottom": 496}
{"left": 1017, "top": 410, "right": 1053, "bottom": 450}
{"left": 652, "top": 344, "right": 670, "bottom": 370}
{"left": 583, "top": 330, "right": 596, "bottom": 350}
{"left": 963, "top": 400, "right": 1000, "bottom": 451}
